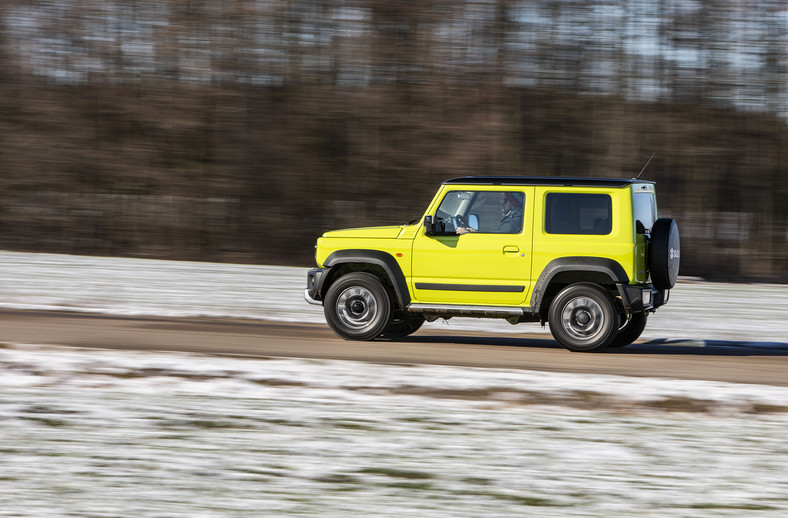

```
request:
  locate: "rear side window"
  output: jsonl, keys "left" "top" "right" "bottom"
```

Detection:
{"left": 545, "top": 193, "right": 612, "bottom": 235}
{"left": 633, "top": 192, "right": 656, "bottom": 232}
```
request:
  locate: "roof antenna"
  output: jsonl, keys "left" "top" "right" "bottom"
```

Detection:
{"left": 636, "top": 153, "right": 655, "bottom": 180}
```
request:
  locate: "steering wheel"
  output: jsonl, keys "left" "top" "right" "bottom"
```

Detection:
{"left": 454, "top": 214, "right": 467, "bottom": 229}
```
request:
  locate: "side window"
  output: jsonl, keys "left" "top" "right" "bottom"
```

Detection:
{"left": 633, "top": 192, "right": 656, "bottom": 232}
{"left": 435, "top": 191, "right": 471, "bottom": 220}
{"left": 545, "top": 193, "right": 612, "bottom": 235}
{"left": 434, "top": 190, "right": 525, "bottom": 234}
{"left": 467, "top": 191, "right": 524, "bottom": 234}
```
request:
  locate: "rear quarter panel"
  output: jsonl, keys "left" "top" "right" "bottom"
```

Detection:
{"left": 531, "top": 186, "right": 636, "bottom": 284}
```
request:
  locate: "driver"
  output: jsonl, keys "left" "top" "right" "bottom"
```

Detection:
{"left": 498, "top": 192, "right": 524, "bottom": 233}
{"left": 456, "top": 192, "right": 523, "bottom": 234}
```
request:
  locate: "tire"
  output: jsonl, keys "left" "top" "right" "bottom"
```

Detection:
{"left": 548, "top": 283, "right": 619, "bottom": 352}
{"left": 649, "top": 218, "right": 680, "bottom": 290}
{"left": 380, "top": 315, "right": 425, "bottom": 338}
{"left": 609, "top": 312, "right": 648, "bottom": 348}
{"left": 324, "top": 273, "right": 392, "bottom": 341}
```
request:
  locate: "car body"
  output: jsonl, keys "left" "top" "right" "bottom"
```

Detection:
{"left": 306, "top": 177, "right": 679, "bottom": 352}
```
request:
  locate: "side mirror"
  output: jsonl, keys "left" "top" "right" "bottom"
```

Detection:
{"left": 468, "top": 214, "right": 479, "bottom": 232}
{"left": 424, "top": 215, "right": 434, "bottom": 236}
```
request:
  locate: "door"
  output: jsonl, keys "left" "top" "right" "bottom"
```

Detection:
{"left": 411, "top": 188, "right": 533, "bottom": 306}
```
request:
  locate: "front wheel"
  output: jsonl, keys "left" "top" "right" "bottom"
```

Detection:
{"left": 324, "top": 273, "right": 392, "bottom": 341}
{"left": 548, "top": 283, "right": 619, "bottom": 352}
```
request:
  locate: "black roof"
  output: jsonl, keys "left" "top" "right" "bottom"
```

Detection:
{"left": 443, "top": 176, "right": 653, "bottom": 187}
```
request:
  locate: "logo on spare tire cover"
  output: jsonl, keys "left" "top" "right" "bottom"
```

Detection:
{"left": 669, "top": 248, "right": 680, "bottom": 260}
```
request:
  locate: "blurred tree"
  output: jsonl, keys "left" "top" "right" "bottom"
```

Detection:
{"left": 0, "top": 0, "right": 785, "bottom": 280}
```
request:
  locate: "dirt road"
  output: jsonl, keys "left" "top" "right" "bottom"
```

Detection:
{"left": 1, "top": 310, "right": 786, "bottom": 386}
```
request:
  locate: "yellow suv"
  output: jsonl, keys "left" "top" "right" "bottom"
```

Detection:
{"left": 306, "top": 177, "right": 679, "bottom": 352}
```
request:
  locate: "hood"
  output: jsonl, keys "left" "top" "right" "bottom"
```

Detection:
{"left": 322, "top": 225, "right": 405, "bottom": 239}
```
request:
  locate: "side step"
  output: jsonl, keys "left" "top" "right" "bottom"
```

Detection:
{"left": 406, "top": 303, "right": 538, "bottom": 321}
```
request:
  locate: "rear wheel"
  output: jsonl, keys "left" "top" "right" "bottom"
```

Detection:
{"left": 324, "top": 273, "right": 392, "bottom": 341}
{"left": 380, "top": 315, "right": 425, "bottom": 338}
{"left": 548, "top": 283, "right": 619, "bottom": 352}
{"left": 609, "top": 312, "right": 648, "bottom": 348}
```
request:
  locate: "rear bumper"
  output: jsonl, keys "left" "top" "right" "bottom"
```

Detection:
{"left": 617, "top": 283, "right": 668, "bottom": 313}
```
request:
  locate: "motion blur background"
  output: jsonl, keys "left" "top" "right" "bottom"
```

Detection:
{"left": 0, "top": 1, "right": 785, "bottom": 281}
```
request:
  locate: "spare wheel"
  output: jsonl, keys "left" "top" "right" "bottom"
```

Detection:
{"left": 648, "top": 218, "right": 680, "bottom": 289}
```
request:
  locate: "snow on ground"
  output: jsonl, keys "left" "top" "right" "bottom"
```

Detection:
{"left": 2, "top": 343, "right": 788, "bottom": 517}
{"left": 0, "top": 251, "right": 786, "bottom": 345}
{"left": 1, "top": 251, "right": 788, "bottom": 516}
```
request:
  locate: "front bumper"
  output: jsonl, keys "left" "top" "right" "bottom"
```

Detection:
{"left": 304, "top": 268, "right": 328, "bottom": 305}
{"left": 617, "top": 283, "right": 668, "bottom": 313}
{"left": 304, "top": 288, "right": 322, "bottom": 306}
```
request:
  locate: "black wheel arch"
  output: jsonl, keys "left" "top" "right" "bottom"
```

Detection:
{"left": 530, "top": 257, "right": 629, "bottom": 317}
{"left": 322, "top": 250, "right": 411, "bottom": 309}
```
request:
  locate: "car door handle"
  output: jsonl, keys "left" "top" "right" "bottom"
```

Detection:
{"left": 503, "top": 245, "right": 519, "bottom": 254}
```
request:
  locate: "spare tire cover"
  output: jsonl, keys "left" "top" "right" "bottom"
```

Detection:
{"left": 648, "top": 218, "right": 680, "bottom": 290}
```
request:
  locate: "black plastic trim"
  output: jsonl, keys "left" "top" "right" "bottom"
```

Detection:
{"left": 323, "top": 250, "right": 411, "bottom": 308}
{"left": 407, "top": 303, "right": 538, "bottom": 321}
{"left": 415, "top": 283, "right": 525, "bottom": 293}
{"left": 530, "top": 257, "right": 630, "bottom": 312}
{"left": 618, "top": 283, "right": 669, "bottom": 312}
{"left": 306, "top": 268, "right": 327, "bottom": 301}
{"left": 616, "top": 283, "right": 635, "bottom": 312}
